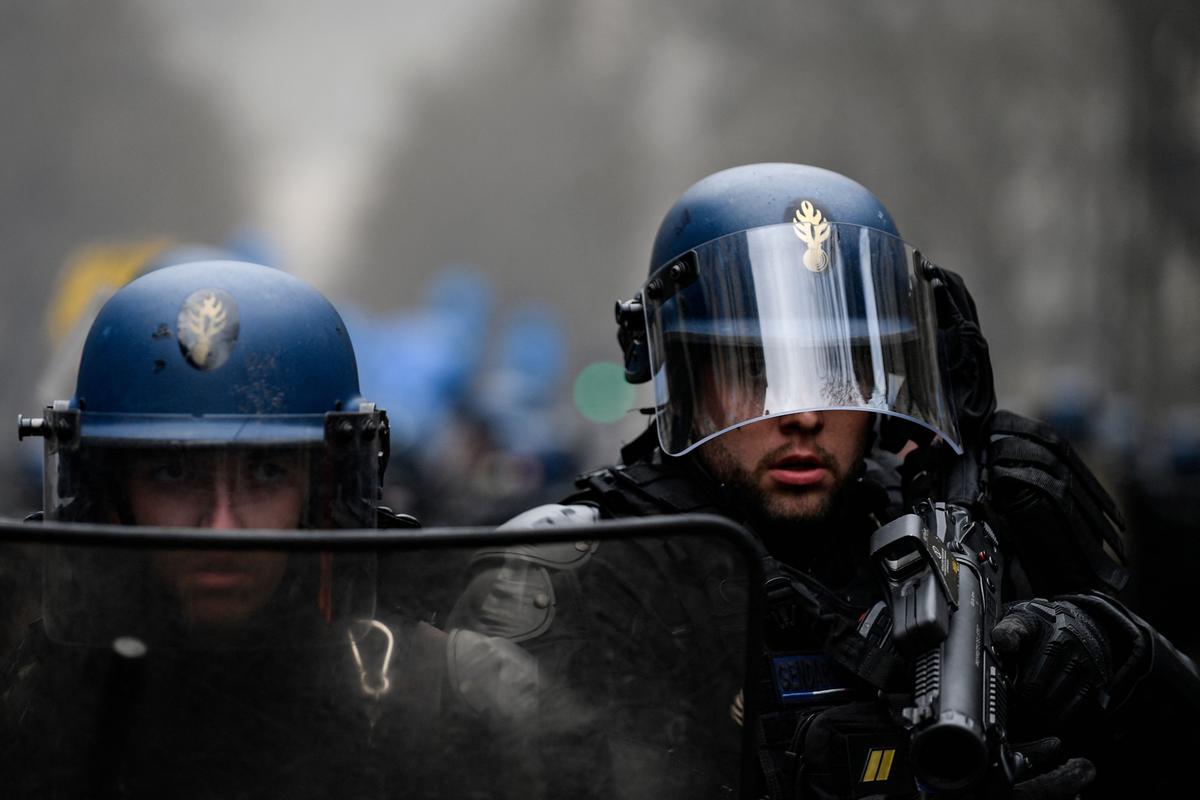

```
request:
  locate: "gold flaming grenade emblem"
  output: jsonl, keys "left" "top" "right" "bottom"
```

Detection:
{"left": 792, "top": 200, "right": 831, "bottom": 272}
{"left": 177, "top": 288, "right": 239, "bottom": 370}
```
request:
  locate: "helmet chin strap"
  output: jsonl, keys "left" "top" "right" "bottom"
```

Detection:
{"left": 618, "top": 418, "right": 662, "bottom": 466}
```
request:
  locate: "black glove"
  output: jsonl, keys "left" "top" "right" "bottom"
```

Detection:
{"left": 919, "top": 737, "right": 1093, "bottom": 799}
{"left": 992, "top": 598, "right": 1115, "bottom": 730}
{"left": 1005, "top": 737, "right": 1096, "bottom": 800}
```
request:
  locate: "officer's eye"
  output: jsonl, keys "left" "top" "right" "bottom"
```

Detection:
{"left": 746, "top": 355, "right": 768, "bottom": 382}
{"left": 145, "top": 460, "right": 190, "bottom": 485}
{"left": 247, "top": 459, "right": 290, "bottom": 486}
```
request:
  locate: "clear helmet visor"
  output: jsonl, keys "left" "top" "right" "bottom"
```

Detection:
{"left": 643, "top": 222, "right": 959, "bottom": 456}
{"left": 41, "top": 408, "right": 387, "bottom": 530}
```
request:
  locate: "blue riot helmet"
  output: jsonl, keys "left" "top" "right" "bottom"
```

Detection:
{"left": 33, "top": 240, "right": 237, "bottom": 426}
{"left": 616, "top": 163, "right": 961, "bottom": 457}
{"left": 20, "top": 261, "right": 388, "bottom": 642}
{"left": 23, "top": 260, "right": 388, "bottom": 531}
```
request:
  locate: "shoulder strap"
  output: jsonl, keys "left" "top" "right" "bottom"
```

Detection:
{"left": 986, "top": 410, "right": 1128, "bottom": 594}
{"left": 569, "top": 459, "right": 724, "bottom": 519}
{"left": 989, "top": 411, "right": 1126, "bottom": 531}
{"left": 763, "top": 558, "right": 908, "bottom": 693}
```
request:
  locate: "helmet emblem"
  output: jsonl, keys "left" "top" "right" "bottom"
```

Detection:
{"left": 177, "top": 289, "right": 239, "bottom": 370}
{"left": 793, "top": 200, "right": 831, "bottom": 272}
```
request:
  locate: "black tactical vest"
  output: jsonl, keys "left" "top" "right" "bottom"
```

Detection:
{"left": 567, "top": 450, "right": 919, "bottom": 799}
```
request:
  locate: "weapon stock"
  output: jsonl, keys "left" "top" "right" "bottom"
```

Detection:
{"left": 870, "top": 501, "right": 1013, "bottom": 792}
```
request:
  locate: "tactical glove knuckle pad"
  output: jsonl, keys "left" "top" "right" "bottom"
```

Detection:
{"left": 1000, "top": 598, "right": 1117, "bottom": 726}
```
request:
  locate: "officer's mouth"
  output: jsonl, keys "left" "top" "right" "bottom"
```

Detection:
{"left": 184, "top": 571, "right": 255, "bottom": 591}
{"left": 173, "top": 555, "right": 259, "bottom": 591}
{"left": 767, "top": 453, "right": 830, "bottom": 487}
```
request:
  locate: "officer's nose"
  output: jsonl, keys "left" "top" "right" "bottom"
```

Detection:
{"left": 777, "top": 410, "right": 824, "bottom": 434}
{"left": 203, "top": 464, "right": 242, "bottom": 530}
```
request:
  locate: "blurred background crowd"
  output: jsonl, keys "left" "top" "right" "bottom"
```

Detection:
{"left": 1, "top": 2, "right": 1197, "bottom": 646}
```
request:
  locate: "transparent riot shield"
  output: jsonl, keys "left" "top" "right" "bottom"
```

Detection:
{"left": 0, "top": 515, "right": 760, "bottom": 800}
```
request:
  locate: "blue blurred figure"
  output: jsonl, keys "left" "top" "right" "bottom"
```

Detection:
{"left": 342, "top": 265, "right": 580, "bottom": 529}
{"left": 344, "top": 266, "right": 492, "bottom": 461}
{"left": 466, "top": 304, "right": 580, "bottom": 513}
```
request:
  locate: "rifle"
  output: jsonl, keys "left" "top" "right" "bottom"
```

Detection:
{"left": 869, "top": 499, "right": 1023, "bottom": 792}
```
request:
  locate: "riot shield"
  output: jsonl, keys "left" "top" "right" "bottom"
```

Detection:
{"left": 0, "top": 514, "right": 760, "bottom": 800}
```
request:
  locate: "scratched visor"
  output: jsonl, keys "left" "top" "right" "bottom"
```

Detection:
{"left": 642, "top": 222, "right": 959, "bottom": 456}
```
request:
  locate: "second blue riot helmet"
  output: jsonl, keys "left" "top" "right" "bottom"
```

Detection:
{"left": 23, "top": 260, "right": 389, "bottom": 530}
{"left": 19, "top": 261, "right": 390, "bottom": 643}
{"left": 616, "top": 163, "right": 962, "bottom": 456}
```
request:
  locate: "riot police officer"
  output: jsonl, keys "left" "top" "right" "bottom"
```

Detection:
{"left": 448, "top": 164, "right": 1200, "bottom": 798}
{"left": 2, "top": 260, "right": 539, "bottom": 799}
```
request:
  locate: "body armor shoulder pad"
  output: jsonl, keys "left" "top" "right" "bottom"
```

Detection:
{"left": 445, "top": 505, "right": 601, "bottom": 642}
{"left": 478, "top": 503, "right": 601, "bottom": 569}
{"left": 497, "top": 502, "right": 601, "bottom": 531}
{"left": 447, "top": 556, "right": 557, "bottom": 642}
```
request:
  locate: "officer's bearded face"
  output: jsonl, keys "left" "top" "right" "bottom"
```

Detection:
{"left": 694, "top": 411, "right": 872, "bottom": 531}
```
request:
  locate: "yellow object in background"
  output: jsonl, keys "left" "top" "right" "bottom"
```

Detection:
{"left": 46, "top": 238, "right": 173, "bottom": 344}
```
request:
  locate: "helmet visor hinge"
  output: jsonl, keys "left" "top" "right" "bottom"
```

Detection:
{"left": 17, "top": 415, "right": 46, "bottom": 440}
